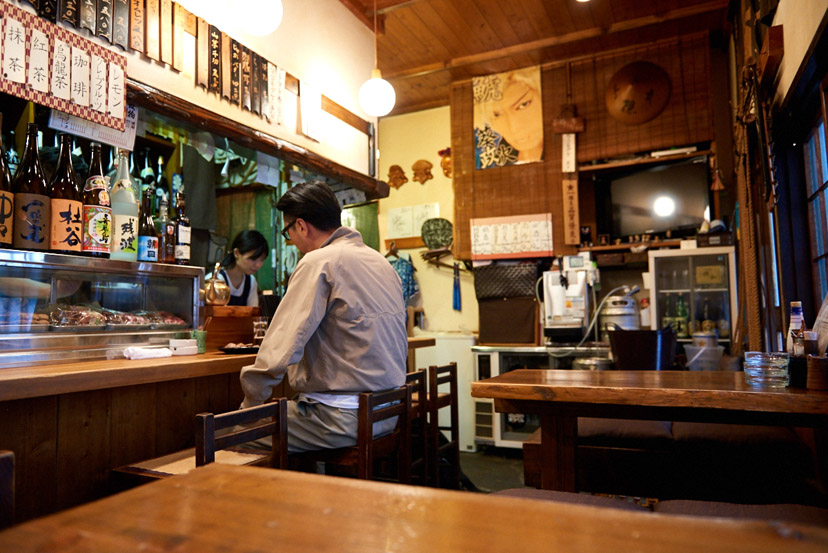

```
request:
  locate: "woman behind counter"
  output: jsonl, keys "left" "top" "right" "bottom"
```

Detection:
{"left": 209, "top": 230, "right": 269, "bottom": 307}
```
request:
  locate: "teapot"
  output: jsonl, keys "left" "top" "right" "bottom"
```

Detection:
{"left": 204, "top": 262, "right": 231, "bottom": 306}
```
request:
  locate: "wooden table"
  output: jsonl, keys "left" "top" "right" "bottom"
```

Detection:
{"left": 471, "top": 370, "right": 828, "bottom": 491}
{"left": 2, "top": 463, "right": 827, "bottom": 552}
{"left": 407, "top": 335, "right": 436, "bottom": 372}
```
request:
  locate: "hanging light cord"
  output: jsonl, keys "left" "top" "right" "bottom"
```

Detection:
{"left": 373, "top": 0, "right": 378, "bottom": 69}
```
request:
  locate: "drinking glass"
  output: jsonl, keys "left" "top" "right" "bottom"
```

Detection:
{"left": 252, "top": 317, "right": 268, "bottom": 347}
{"left": 743, "top": 351, "right": 789, "bottom": 388}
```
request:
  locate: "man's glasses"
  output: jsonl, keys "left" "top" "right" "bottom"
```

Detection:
{"left": 281, "top": 220, "right": 297, "bottom": 241}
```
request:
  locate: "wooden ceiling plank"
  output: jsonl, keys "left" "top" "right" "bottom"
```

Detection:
{"left": 385, "top": 0, "right": 727, "bottom": 80}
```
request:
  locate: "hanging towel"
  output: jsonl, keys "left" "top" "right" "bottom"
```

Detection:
{"left": 453, "top": 262, "right": 461, "bottom": 311}
{"left": 389, "top": 254, "right": 419, "bottom": 305}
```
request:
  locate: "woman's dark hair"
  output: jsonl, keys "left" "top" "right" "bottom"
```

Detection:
{"left": 275, "top": 181, "right": 341, "bottom": 231}
{"left": 221, "top": 230, "right": 269, "bottom": 269}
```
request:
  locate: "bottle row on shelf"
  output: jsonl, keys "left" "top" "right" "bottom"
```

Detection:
{"left": 660, "top": 293, "right": 730, "bottom": 339}
{"left": 0, "top": 122, "right": 190, "bottom": 264}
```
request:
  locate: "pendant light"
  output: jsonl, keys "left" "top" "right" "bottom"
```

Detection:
{"left": 358, "top": 0, "right": 396, "bottom": 117}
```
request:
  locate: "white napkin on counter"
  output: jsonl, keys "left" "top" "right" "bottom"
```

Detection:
{"left": 123, "top": 347, "right": 173, "bottom": 360}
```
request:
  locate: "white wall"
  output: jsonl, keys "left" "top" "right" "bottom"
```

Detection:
{"left": 378, "top": 107, "right": 478, "bottom": 334}
{"left": 772, "top": 0, "right": 828, "bottom": 107}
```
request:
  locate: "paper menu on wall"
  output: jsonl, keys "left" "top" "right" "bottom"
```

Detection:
{"left": 48, "top": 103, "right": 137, "bottom": 150}
{"left": 387, "top": 203, "right": 440, "bottom": 240}
{"left": 470, "top": 213, "right": 553, "bottom": 260}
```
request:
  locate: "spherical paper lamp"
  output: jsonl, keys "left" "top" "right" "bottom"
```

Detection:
{"left": 359, "top": 68, "right": 396, "bottom": 117}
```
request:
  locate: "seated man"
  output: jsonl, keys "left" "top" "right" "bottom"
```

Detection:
{"left": 240, "top": 181, "right": 407, "bottom": 452}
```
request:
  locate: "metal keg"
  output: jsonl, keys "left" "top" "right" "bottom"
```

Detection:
{"left": 599, "top": 296, "right": 640, "bottom": 342}
{"left": 572, "top": 357, "right": 614, "bottom": 371}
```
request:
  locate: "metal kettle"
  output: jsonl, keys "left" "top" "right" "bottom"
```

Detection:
{"left": 204, "top": 262, "right": 231, "bottom": 306}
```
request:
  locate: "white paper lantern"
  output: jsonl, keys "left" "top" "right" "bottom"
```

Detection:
{"left": 359, "top": 69, "right": 396, "bottom": 117}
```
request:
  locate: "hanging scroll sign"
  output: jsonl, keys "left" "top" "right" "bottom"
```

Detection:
{"left": 113, "top": 0, "right": 129, "bottom": 50}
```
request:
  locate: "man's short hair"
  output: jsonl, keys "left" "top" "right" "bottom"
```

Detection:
{"left": 275, "top": 181, "right": 342, "bottom": 231}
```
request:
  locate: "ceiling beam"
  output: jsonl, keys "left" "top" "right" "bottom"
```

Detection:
{"left": 339, "top": 0, "right": 420, "bottom": 30}
{"left": 384, "top": 0, "right": 728, "bottom": 80}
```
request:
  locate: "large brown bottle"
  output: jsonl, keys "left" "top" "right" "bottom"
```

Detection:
{"left": 173, "top": 192, "right": 190, "bottom": 265}
{"left": 49, "top": 133, "right": 83, "bottom": 254}
{"left": 81, "top": 142, "right": 111, "bottom": 257}
{"left": 12, "top": 123, "right": 50, "bottom": 250}
{"left": 0, "top": 121, "right": 13, "bottom": 248}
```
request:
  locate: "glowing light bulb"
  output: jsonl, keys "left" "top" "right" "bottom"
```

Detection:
{"left": 359, "top": 69, "right": 396, "bottom": 117}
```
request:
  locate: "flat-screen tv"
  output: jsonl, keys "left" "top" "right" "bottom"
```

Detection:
{"left": 594, "top": 157, "right": 710, "bottom": 239}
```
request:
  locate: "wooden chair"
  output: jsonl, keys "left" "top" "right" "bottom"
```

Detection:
{"left": 428, "top": 362, "right": 461, "bottom": 489}
{"left": 406, "top": 369, "right": 429, "bottom": 485}
{"left": 290, "top": 386, "right": 412, "bottom": 483}
{"left": 114, "top": 400, "right": 288, "bottom": 481}
{"left": 0, "top": 450, "right": 14, "bottom": 529}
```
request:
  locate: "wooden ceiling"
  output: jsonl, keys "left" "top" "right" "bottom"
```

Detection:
{"left": 338, "top": 0, "right": 731, "bottom": 115}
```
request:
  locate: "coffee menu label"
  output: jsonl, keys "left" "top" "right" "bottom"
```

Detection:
{"left": 0, "top": 191, "right": 13, "bottom": 246}
{"left": 50, "top": 198, "right": 83, "bottom": 251}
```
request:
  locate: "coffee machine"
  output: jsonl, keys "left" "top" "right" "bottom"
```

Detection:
{"left": 541, "top": 253, "right": 597, "bottom": 342}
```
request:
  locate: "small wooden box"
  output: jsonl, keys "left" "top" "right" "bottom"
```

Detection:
{"left": 204, "top": 305, "right": 260, "bottom": 350}
{"left": 696, "top": 232, "right": 733, "bottom": 247}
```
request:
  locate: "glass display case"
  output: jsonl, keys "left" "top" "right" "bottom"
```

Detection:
{"left": 647, "top": 246, "right": 737, "bottom": 346}
{"left": 0, "top": 249, "right": 203, "bottom": 367}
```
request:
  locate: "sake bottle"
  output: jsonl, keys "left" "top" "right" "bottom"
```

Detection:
{"left": 137, "top": 187, "right": 159, "bottom": 262}
{"left": 173, "top": 191, "right": 190, "bottom": 265}
{"left": 155, "top": 199, "right": 175, "bottom": 263}
{"left": 0, "top": 122, "right": 13, "bottom": 248}
{"left": 12, "top": 123, "right": 50, "bottom": 251}
{"left": 82, "top": 142, "right": 111, "bottom": 257}
{"left": 109, "top": 149, "right": 139, "bottom": 261}
{"left": 49, "top": 133, "right": 83, "bottom": 254}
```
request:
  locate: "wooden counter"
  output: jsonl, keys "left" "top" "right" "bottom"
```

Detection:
{"left": 0, "top": 351, "right": 256, "bottom": 402}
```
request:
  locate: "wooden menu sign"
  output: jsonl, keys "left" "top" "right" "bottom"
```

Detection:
{"left": 59, "top": 0, "right": 79, "bottom": 27}
{"left": 229, "top": 38, "right": 241, "bottom": 105}
{"left": 38, "top": 0, "right": 57, "bottom": 23}
{"left": 96, "top": 0, "right": 113, "bottom": 43}
{"left": 208, "top": 24, "right": 221, "bottom": 94}
{"left": 221, "top": 31, "right": 231, "bottom": 99}
{"left": 144, "top": 0, "right": 160, "bottom": 60}
{"left": 112, "top": 0, "right": 128, "bottom": 50}
{"left": 159, "top": 0, "right": 172, "bottom": 65}
{"left": 562, "top": 176, "right": 580, "bottom": 245}
{"left": 250, "top": 51, "right": 260, "bottom": 114}
{"left": 196, "top": 17, "right": 208, "bottom": 88}
{"left": 171, "top": 2, "right": 187, "bottom": 71}
{"left": 129, "top": 0, "right": 143, "bottom": 52}
{"left": 241, "top": 45, "right": 251, "bottom": 110}
{"left": 79, "top": 0, "right": 95, "bottom": 33}
{"left": 260, "top": 57, "right": 269, "bottom": 119}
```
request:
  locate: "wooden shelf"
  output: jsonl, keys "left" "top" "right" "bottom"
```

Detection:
{"left": 580, "top": 240, "right": 681, "bottom": 252}
{"left": 579, "top": 150, "right": 712, "bottom": 173}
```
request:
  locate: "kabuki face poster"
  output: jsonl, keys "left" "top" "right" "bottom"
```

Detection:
{"left": 473, "top": 66, "right": 543, "bottom": 169}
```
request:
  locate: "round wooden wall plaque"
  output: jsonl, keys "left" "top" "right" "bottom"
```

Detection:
{"left": 605, "top": 61, "right": 671, "bottom": 125}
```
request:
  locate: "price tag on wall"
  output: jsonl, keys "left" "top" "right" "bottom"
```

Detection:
{"left": 48, "top": 103, "right": 137, "bottom": 150}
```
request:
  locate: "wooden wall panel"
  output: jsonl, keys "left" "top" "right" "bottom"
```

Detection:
{"left": 195, "top": 374, "right": 231, "bottom": 417}
{"left": 0, "top": 397, "right": 58, "bottom": 521}
{"left": 110, "top": 384, "right": 157, "bottom": 468}
{"left": 155, "top": 379, "right": 196, "bottom": 455}
{"left": 56, "top": 390, "right": 111, "bottom": 510}
{"left": 452, "top": 34, "right": 714, "bottom": 258}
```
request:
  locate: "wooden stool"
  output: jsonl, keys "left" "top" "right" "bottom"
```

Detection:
{"left": 290, "top": 386, "right": 412, "bottom": 483}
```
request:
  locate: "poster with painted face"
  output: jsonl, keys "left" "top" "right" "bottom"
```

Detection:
{"left": 473, "top": 66, "right": 544, "bottom": 169}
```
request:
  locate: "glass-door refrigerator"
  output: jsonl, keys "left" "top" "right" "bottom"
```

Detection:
{"left": 647, "top": 246, "right": 737, "bottom": 350}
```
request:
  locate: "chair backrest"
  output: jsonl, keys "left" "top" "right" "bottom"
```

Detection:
{"left": 428, "top": 362, "right": 460, "bottom": 488}
{"left": 406, "top": 369, "right": 429, "bottom": 484}
{"left": 0, "top": 450, "right": 14, "bottom": 529}
{"left": 195, "top": 399, "right": 288, "bottom": 469}
{"left": 609, "top": 327, "right": 677, "bottom": 370}
{"left": 356, "top": 385, "right": 412, "bottom": 483}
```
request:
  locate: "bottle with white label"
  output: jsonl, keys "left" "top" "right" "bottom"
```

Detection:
{"left": 109, "top": 149, "right": 139, "bottom": 261}
{"left": 173, "top": 191, "right": 190, "bottom": 265}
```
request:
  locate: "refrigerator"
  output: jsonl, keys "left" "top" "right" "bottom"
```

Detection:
{"left": 647, "top": 246, "right": 737, "bottom": 349}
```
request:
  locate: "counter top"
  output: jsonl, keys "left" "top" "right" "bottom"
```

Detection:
{"left": 0, "top": 351, "right": 256, "bottom": 402}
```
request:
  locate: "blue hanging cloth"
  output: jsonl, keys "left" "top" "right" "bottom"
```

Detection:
{"left": 453, "top": 262, "right": 461, "bottom": 311}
